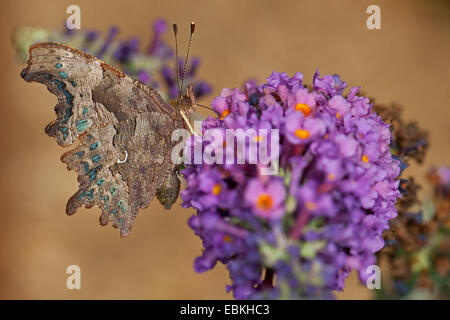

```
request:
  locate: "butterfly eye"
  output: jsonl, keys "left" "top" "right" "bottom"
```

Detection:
{"left": 117, "top": 150, "right": 128, "bottom": 164}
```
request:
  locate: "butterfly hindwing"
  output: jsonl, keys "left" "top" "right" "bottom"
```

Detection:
{"left": 61, "top": 124, "right": 131, "bottom": 231}
{"left": 21, "top": 42, "right": 187, "bottom": 237}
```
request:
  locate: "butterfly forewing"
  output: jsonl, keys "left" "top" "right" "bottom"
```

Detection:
{"left": 21, "top": 42, "right": 187, "bottom": 237}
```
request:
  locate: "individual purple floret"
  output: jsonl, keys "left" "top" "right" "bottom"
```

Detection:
{"left": 181, "top": 71, "right": 401, "bottom": 299}
{"left": 96, "top": 26, "right": 119, "bottom": 59}
{"left": 147, "top": 18, "right": 172, "bottom": 59}
{"left": 113, "top": 37, "right": 139, "bottom": 63}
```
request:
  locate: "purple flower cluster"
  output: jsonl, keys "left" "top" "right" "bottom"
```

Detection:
{"left": 13, "top": 19, "right": 212, "bottom": 100}
{"left": 181, "top": 71, "right": 401, "bottom": 299}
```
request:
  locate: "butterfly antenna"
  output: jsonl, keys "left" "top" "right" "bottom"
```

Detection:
{"left": 172, "top": 23, "right": 181, "bottom": 98}
{"left": 180, "top": 21, "right": 195, "bottom": 95}
{"left": 197, "top": 103, "right": 219, "bottom": 115}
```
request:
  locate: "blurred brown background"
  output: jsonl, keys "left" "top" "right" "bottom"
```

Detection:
{"left": 0, "top": 0, "right": 449, "bottom": 299}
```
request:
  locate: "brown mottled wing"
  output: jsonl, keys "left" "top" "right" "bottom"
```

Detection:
{"left": 21, "top": 42, "right": 185, "bottom": 237}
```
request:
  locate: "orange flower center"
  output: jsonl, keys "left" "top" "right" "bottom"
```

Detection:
{"left": 254, "top": 135, "right": 263, "bottom": 142}
{"left": 212, "top": 183, "right": 222, "bottom": 195}
{"left": 305, "top": 201, "right": 317, "bottom": 210}
{"left": 223, "top": 235, "right": 233, "bottom": 243}
{"left": 336, "top": 112, "right": 341, "bottom": 119}
{"left": 256, "top": 193, "right": 273, "bottom": 211}
{"left": 327, "top": 173, "right": 335, "bottom": 181}
{"left": 362, "top": 155, "right": 369, "bottom": 163}
{"left": 295, "top": 103, "right": 311, "bottom": 116}
{"left": 294, "top": 129, "right": 310, "bottom": 139}
{"left": 219, "top": 109, "right": 230, "bottom": 120}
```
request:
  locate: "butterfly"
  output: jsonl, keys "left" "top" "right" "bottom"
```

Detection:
{"left": 20, "top": 29, "right": 198, "bottom": 237}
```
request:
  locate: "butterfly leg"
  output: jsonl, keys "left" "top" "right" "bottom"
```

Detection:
{"left": 179, "top": 109, "right": 199, "bottom": 136}
{"left": 175, "top": 167, "right": 187, "bottom": 188}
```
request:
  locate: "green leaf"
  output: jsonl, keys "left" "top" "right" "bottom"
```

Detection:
{"left": 303, "top": 217, "right": 325, "bottom": 232}
{"left": 300, "top": 240, "right": 326, "bottom": 259}
{"left": 259, "top": 242, "right": 288, "bottom": 267}
{"left": 422, "top": 198, "right": 436, "bottom": 222}
{"left": 285, "top": 195, "right": 297, "bottom": 215}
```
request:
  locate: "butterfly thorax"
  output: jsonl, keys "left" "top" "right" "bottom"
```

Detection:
{"left": 171, "top": 85, "right": 196, "bottom": 114}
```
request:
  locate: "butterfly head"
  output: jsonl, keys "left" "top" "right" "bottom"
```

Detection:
{"left": 173, "top": 84, "right": 197, "bottom": 114}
